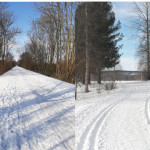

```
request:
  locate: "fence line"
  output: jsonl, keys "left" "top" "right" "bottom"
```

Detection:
{"left": 91, "top": 70, "right": 148, "bottom": 81}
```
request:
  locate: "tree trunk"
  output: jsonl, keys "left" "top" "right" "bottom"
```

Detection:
{"left": 85, "top": 3, "right": 89, "bottom": 93}
{"left": 88, "top": 69, "right": 91, "bottom": 84}
{"left": 2, "top": 36, "right": 5, "bottom": 65}
{"left": 98, "top": 69, "right": 101, "bottom": 84}
{"left": 75, "top": 76, "right": 77, "bottom": 100}
{"left": 82, "top": 72, "right": 85, "bottom": 84}
{"left": 146, "top": 4, "right": 150, "bottom": 79}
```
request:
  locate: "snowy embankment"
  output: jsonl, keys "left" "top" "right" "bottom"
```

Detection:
{"left": 76, "top": 81, "right": 150, "bottom": 150}
{"left": 0, "top": 66, "right": 75, "bottom": 150}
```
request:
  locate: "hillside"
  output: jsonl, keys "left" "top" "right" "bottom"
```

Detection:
{"left": 0, "top": 66, "right": 75, "bottom": 150}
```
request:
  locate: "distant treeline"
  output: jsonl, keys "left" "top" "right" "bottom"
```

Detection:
{"left": 0, "top": 61, "right": 16, "bottom": 75}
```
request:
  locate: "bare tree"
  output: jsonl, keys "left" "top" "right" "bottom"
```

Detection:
{"left": 19, "top": 2, "right": 76, "bottom": 83}
{"left": 133, "top": 2, "right": 150, "bottom": 78}
{"left": 0, "top": 2, "right": 21, "bottom": 75}
{"left": 0, "top": 11, "right": 21, "bottom": 64}
{"left": 0, "top": 2, "right": 7, "bottom": 13}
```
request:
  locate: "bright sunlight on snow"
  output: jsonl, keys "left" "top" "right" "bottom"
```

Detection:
{"left": 0, "top": 66, "right": 75, "bottom": 150}
{"left": 76, "top": 81, "right": 150, "bottom": 150}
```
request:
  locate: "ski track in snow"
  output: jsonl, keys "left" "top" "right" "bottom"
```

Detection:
{"left": 0, "top": 66, "right": 75, "bottom": 150}
{"left": 77, "top": 85, "right": 135, "bottom": 150}
{"left": 76, "top": 81, "right": 150, "bottom": 150}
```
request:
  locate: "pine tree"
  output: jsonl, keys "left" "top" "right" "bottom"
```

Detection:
{"left": 75, "top": 2, "right": 123, "bottom": 86}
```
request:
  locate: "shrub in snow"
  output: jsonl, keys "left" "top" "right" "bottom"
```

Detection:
{"left": 103, "top": 81, "right": 116, "bottom": 91}
{"left": 96, "top": 84, "right": 101, "bottom": 94}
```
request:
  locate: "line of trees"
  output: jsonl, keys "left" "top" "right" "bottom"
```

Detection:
{"left": 133, "top": 2, "right": 150, "bottom": 79}
{"left": 75, "top": 2, "right": 123, "bottom": 92}
{"left": 18, "top": 2, "right": 77, "bottom": 83}
{"left": 0, "top": 2, "right": 20, "bottom": 74}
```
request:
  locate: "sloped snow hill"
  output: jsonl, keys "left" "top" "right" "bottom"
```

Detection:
{"left": 0, "top": 66, "right": 75, "bottom": 150}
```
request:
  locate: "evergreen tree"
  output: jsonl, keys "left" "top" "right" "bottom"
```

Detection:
{"left": 75, "top": 2, "right": 123, "bottom": 85}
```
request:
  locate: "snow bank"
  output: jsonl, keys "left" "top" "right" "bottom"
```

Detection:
{"left": 0, "top": 66, "right": 75, "bottom": 150}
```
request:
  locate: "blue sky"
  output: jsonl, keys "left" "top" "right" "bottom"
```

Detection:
{"left": 8, "top": 2, "right": 38, "bottom": 60}
{"left": 112, "top": 2, "right": 138, "bottom": 71}
{"left": 8, "top": 2, "right": 35, "bottom": 34}
{"left": 8, "top": 2, "right": 138, "bottom": 71}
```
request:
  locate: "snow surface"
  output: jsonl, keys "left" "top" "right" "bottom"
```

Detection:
{"left": 76, "top": 81, "right": 150, "bottom": 150}
{"left": 0, "top": 66, "right": 75, "bottom": 150}
{"left": 76, "top": 81, "right": 119, "bottom": 100}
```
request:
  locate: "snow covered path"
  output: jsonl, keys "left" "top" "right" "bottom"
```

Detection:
{"left": 76, "top": 81, "right": 150, "bottom": 150}
{"left": 0, "top": 66, "right": 75, "bottom": 150}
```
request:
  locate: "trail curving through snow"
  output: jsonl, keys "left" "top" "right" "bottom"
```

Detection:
{"left": 76, "top": 81, "right": 150, "bottom": 150}
{"left": 77, "top": 86, "right": 135, "bottom": 150}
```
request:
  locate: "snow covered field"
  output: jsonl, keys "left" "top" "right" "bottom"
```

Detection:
{"left": 76, "top": 81, "right": 150, "bottom": 150}
{"left": 0, "top": 66, "right": 75, "bottom": 150}
{"left": 76, "top": 81, "right": 118, "bottom": 100}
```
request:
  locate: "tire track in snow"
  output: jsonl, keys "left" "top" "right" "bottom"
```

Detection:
{"left": 77, "top": 86, "right": 135, "bottom": 150}
{"left": 76, "top": 84, "right": 128, "bottom": 129}
{"left": 94, "top": 87, "right": 136, "bottom": 150}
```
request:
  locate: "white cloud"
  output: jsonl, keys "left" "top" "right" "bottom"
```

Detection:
{"left": 10, "top": 35, "right": 28, "bottom": 61}
{"left": 112, "top": 3, "right": 136, "bottom": 20}
{"left": 15, "top": 36, "right": 29, "bottom": 46}
{"left": 120, "top": 57, "right": 138, "bottom": 71}
{"left": 9, "top": 43, "right": 19, "bottom": 51}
